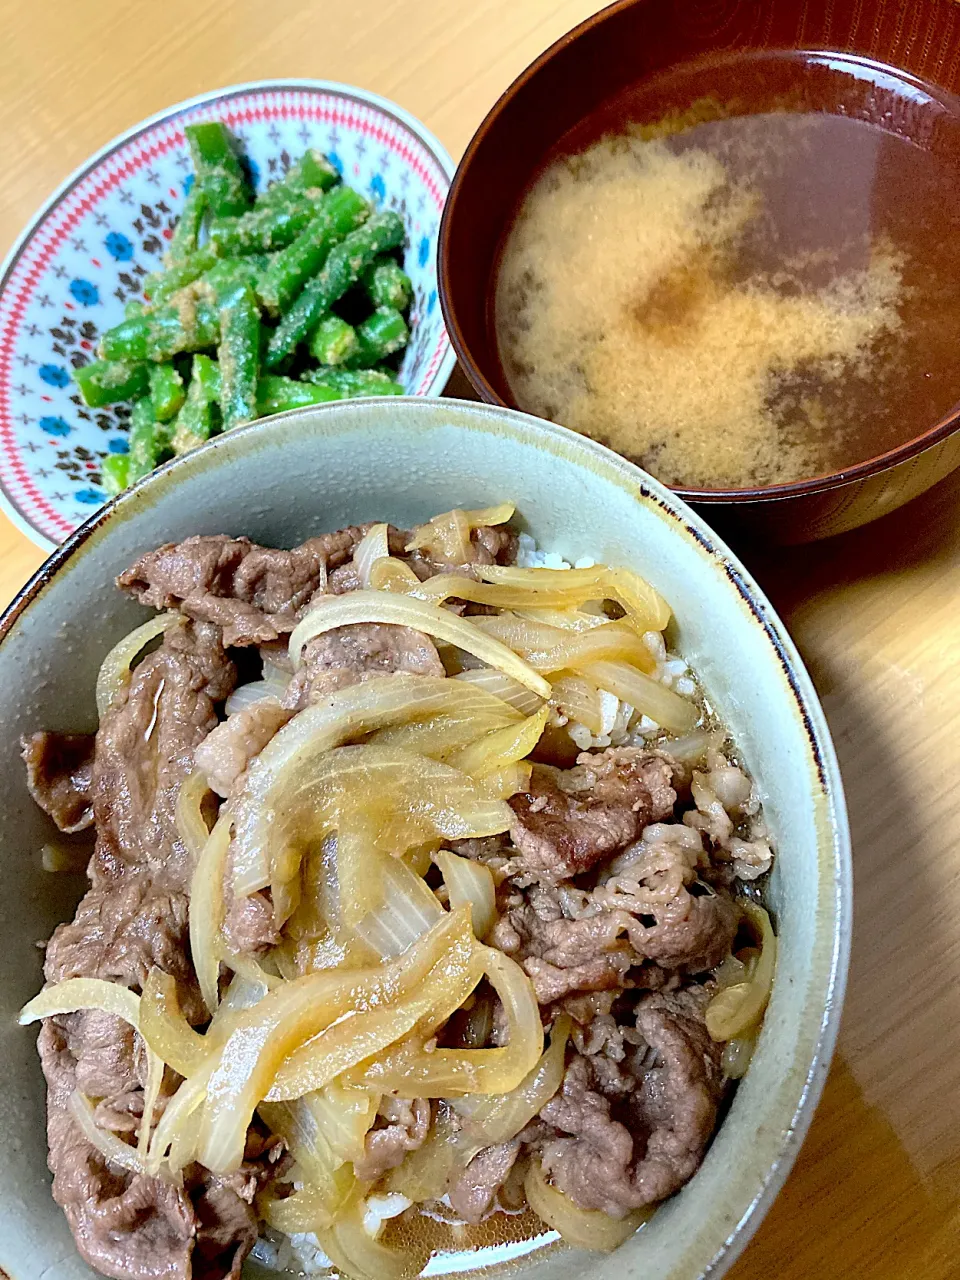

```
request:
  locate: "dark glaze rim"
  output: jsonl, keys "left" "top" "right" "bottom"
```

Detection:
{"left": 438, "top": 0, "right": 960, "bottom": 506}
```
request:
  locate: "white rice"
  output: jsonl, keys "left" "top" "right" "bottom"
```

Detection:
{"left": 512, "top": 536, "right": 700, "bottom": 751}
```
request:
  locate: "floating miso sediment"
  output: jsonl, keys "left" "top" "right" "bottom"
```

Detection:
{"left": 494, "top": 51, "right": 960, "bottom": 490}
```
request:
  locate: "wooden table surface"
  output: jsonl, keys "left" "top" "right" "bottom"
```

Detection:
{"left": 2, "top": 2, "right": 958, "bottom": 1276}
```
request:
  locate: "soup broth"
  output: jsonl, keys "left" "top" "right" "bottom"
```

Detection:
{"left": 494, "top": 51, "right": 960, "bottom": 490}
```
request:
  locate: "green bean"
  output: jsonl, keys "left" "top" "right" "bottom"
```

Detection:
{"left": 124, "top": 299, "right": 146, "bottom": 319}
{"left": 166, "top": 185, "right": 207, "bottom": 264}
{"left": 192, "top": 352, "right": 222, "bottom": 402}
{"left": 218, "top": 286, "right": 260, "bottom": 429}
{"left": 73, "top": 359, "right": 150, "bottom": 408}
{"left": 300, "top": 367, "right": 404, "bottom": 396}
{"left": 99, "top": 297, "right": 220, "bottom": 362}
{"left": 363, "top": 258, "right": 412, "bottom": 310}
{"left": 171, "top": 358, "right": 220, "bottom": 455}
{"left": 196, "top": 256, "right": 269, "bottom": 310}
{"left": 257, "top": 185, "right": 370, "bottom": 315}
{"left": 184, "top": 122, "right": 250, "bottom": 217}
{"left": 148, "top": 363, "right": 186, "bottom": 421}
{"left": 348, "top": 306, "right": 409, "bottom": 368}
{"left": 144, "top": 242, "right": 222, "bottom": 306}
{"left": 255, "top": 375, "right": 341, "bottom": 416}
{"left": 260, "top": 150, "right": 340, "bottom": 206}
{"left": 208, "top": 198, "right": 317, "bottom": 255}
{"left": 100, "top": 453, "right": 131, "bottom": 496}
{"left": 308, "top": 314, "right": 359, "bottom": 365}
{"left": 265, "top": 211, "right": 405, "bottom": 368}
{"left": 127, "top": 398, "right": 164, "bottom": 484}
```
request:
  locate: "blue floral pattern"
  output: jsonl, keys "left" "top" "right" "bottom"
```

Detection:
{"left": 0, "top": 87, "right": 454, "bottom": 547}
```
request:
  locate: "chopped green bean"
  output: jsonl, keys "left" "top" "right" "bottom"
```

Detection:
{"left": 256, "top": 375, "right": 341, "bottom": 416}
{"left": 218, "top": 286, "right": 260, "bottom": 429}
{"left": 99, "top": 297, "right": 220, "bottom": 362}
{"left": 171, "top": 359, "right": 220, "bottom": 455}
{"left": 73, "top": 359, "right": 150, "bottom": 408}
{"left": 185, "top": 122, "right": 250, "bottom": 217}
{"left": 265, "top": 211, "right": 405, "bottom": 368}
{"left": 260, "top": 150, "right": 340, "bottom": 206}
{"left": 192, "top": 352, "right": 222, "bottom": 402}
{"left": 144, "top": 242, "right": 222, "bottom": 306}
{"left": 208, "top": 198, "right": 317, "bottom": 255}
{"left": 301, "top": 367, "right": 404, "bottom": 396}
{"left": 148, "top": 363, "right": 186, "bottom": 421}
{"left": 257, "top": 185, "right": 370, "bottom": 314}
{"left": 347, "top": 306, "right": 409, "bottom": 367}
{"left": 165, "top": 185, "right": 207, "bottom": 265}
{"left": 127, "top": 399, "right": 164, "bottom": 484}
{"left": 100, "top": 453, "right": 131, "bottom": 496}
{"left": 363, "top": 258, "right": 412, "bottom": 310}
{"left": 197, "top": 256, "right": 268, "bottom": 310}
{"left": 308, "top": 314, "right": 359, "bottom": 365}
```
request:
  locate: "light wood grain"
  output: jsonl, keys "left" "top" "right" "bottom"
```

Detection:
{"left": 1, "top": 3, "right": 958, "bottom": 1276}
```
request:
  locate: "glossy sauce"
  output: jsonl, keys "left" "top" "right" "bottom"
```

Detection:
{"left": 494, "top": 51, "right": 960, "bottom": 490}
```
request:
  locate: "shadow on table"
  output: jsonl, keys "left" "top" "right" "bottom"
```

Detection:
{"left": 727, "top": 472, "right": 960, "bottom": 1278}
{"left": 728, "top": 461, "right": 960, "bottom": 612}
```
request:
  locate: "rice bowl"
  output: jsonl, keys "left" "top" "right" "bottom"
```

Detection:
{"left": 0, "top": 397, "right": 850, "bottom": 1280}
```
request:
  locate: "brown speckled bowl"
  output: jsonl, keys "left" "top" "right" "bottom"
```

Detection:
{"left": 439, "top": 0, "right": 960, "bottom": 543}
{"left": 0, "top": 398, "right": 849, "bottom": 1279}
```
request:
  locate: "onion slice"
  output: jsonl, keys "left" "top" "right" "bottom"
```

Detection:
{"left": 453, "top": 668, "right": 543, "bottom": 715}
{"left": 20, "top": 977, "right": 164, "bottom": 1156}
{"left": 174, "top": 769, "right": 212, "bottom": 864}
{"left": 69, "top": 1091, "right": 147, "bottom": 1176}
{"left": 524, "top": 1158, "right": 652, "bottom": 1249}
{"left": 95, "top": 613, "right": 177, "bottom": 718}
{"left": 232, "top": 675, "right": 520, "bottom": 898}
{"left": 706, "top": 902, "right": 776, "bottom": 1041}
{"left": 435, "top": 850, "right": 497, "bottom": 938}
{"left": 188, "top": 810, "right": 233, "bottom": 1015}
{"left": 478, "top": 564, "right": 671, "bottom": 632}
{"left": 578, "top": 660, "right": 699, "bottom": 732}
{"left": 354, "top": 523, "right": 390, "bottom": 588}
{"left": 356, "top": 945, "right": 542, "bottom": 1097}
{"left": 287, "top": 592, "right": 551, "bottom": 698}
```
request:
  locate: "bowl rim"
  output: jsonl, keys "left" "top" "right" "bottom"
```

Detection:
{"left": 0, "top": 77, "right": 458, "bottom": 554}
{"left": 437, "top": 0, "right": 960, "bottom": 507}
{"left": 0, "top": 394, "right": 852, "bottom": 1279}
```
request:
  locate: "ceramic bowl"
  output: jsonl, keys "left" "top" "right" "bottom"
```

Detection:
{"left": 0, "top": 397, "right": 850, "bottom": 1280}
{"left": 439, "top": 0, "right": 960, "bottom": 543}
{"left": 0, "top": 79, "right": 456, "bottom": 552}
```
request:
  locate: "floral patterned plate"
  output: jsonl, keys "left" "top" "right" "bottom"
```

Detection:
{"left": 0, "top": 80, "right": 456, "bottom": 549}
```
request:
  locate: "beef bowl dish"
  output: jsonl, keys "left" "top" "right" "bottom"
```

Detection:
{"left": 0, "top": 397, "right": 850, "bottom": 1280}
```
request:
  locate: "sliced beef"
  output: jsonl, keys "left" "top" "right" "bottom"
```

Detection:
{"left": 353, "top": 1098, "right": 431, "bottom": 1183}
{"left": 491, "top": 851, "right": 739, "bottom": 1004}
{"left": 194, "top": 699, "right": 292, "bottom": 798}
{"left": 538, "top": 986, "right": 723, "bottom": 1215}
{"left": 282, "top": 622, "right": 445, "bottom": 710}
{"left": 89, "top": 622, "right": 235, "bottom": 888}
{"left": 38, "top": 1020, "right": 283, "bottom": 1280}
{"left": 448, "top": 1140, "right": 521, "bottom": 1223}
{"left": 406, "top": 523, "right": 518, "bottom": 580}
{"left": 491, "top": 887, "right": 640, "bottom": 1004}
{"left": 45, "top": 876, "right": 204, "bottom": 1022}
{"left": 221, "top": 889, "right": 279, "bottom": 956}
{"left": 39, "top": 1017, "right": 197, "bottom": 1280}
{"left": 508, "top": 750, "right": 677, "bottom": 882}
{"left": 22, "top": 730, "right": 95, "bottom": 833}
{"left": 118, "top": 528, "right": 367, "bottom": 647}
